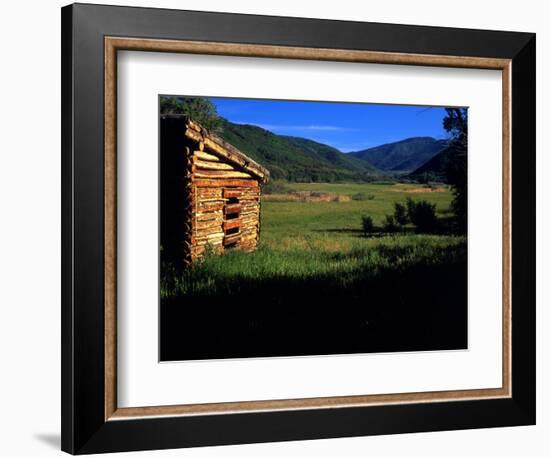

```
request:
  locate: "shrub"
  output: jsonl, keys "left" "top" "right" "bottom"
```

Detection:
{"left": 382, "top": 215, "right": 399, "bottom": 233}
{"left": 393, "top": 202, "right": 409, "bottom": 226}
{"left": 361, "top": 215, "right": 375, "bottom": 234}
{"left": 352, "top": 192, "right": 375, "bottom": 201}
{"left": 263, "top": 180, "right": 292, "bottom": 195}
{"left": 406, "top": 198, "right": 438, "bottom": 233}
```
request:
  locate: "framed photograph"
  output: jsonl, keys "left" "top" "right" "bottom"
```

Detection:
{"left": 61, "top": 3, "right": 536, "bottom": 454}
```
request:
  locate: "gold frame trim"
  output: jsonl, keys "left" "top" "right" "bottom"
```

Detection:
{"left": 104, "top": 37, "right": 512, "bottom": 421}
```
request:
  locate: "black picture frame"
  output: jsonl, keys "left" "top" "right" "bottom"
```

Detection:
{"left": 61, "top": 3, "right": 535, "bottom": 454}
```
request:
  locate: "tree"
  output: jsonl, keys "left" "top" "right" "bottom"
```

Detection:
{"left": 393, "top": 202, "right": 409, "bottom": 226}
{"left": 160, "top": 96, "right": 222, "bottom": 132}
{"left": 443, "top": 108, "right": 468, "bottom": 233}
{"left": 406, "top": 198, "right": 438, "bottom": 233}
{"left": 361, "top": 215, "right": 375, "bottom": 234}
{"left": 382, "top": 215, "right": 399, "bottom": 233}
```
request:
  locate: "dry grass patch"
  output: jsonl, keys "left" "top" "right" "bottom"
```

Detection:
{"left": 263, "top": 191, "right": 351, "bottom": 203}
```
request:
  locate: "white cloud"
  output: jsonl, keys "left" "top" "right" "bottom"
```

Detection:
{"left": 234, "top": 122, "right": 358, "bottom": 132}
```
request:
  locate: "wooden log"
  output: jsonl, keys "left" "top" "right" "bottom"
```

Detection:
{"left": 192, "top": 236, "right": 224, "bottom": 245}
{"left": 195, "top": 187, "right": 223, "bottom": 201}
{"left": 192, "top": 231, "right": 224, "bottom": 241}
{"left": 193, "top": 230, "right": 224, "bottom": 238}
{"left": 227, "top": 187, "right": 259, "bottom": 194}
{"left": 240, "top": 234, "right": 258, "bottom": 241}
{"left": 239, "top": 236, "right": 257, "bottom": 243}
{"left": 193, "top": 158, "right": 235, "bottom": 171}
{"left": 240, "top": 210, "right": 259, "bottom": 218}
{"left": 239, "top": 233, "right": 257, "bottom": 241}
{"left": 224, "top": 203, "right": 241, "bottom": 214}
{"left": 184, "top": 127, "right": 202, "bottom": 143}
{"left": 194, "top": 224, "right": 222, "bottom": 234}
{"left": 195, "top": 216, "right": 223, "bottom": 225}
{"left": 240, "top": 202, "right": 259, "bottom": 210}
{"left": 238, "top": 237, "right": 257, "bottom": 244}
{"left": 187, "top": 119, "right": 203, "bottom": 133}
{"left": 223, "top": 219, "right": 241, "bottom": 230}
{"left": 240, "top": 191, "right": 260, "bottom": 197}
{"left": 195, "top": 151, "right": 222, "bottom": 162}
{"left": 195, "top": 212, "right": 223, "bottom": 223}
{"left": 195, "top": 220, "right": 224, "bottom": 231}
{"left": 194, "top": 170, "right": 253, "bottom": 179}
{"left": 223, "top": 188, "right": 260, "bottom": 199}
{"left": 194, "top": 179, "right": 258, "bottom": 188}
{"left": 240, "top": 226, "right": 258, "bottom": 233}
{"left": 240, "top": 195, "right": 260, "bottom": 201}
{"left": 196, "top": 201, "right": 224, "bottom": 212}
{"left": 194, "top": 239, "right": 223, "bottom": 247}
{"left": 223, "top": 189, "right": 242, "bottom": 199}
{"left": 223, "top": 234, "right": 241, "bottom": 246}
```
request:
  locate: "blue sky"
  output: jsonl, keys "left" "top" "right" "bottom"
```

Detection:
{"left": 210, "top": 97, "right": 449, "bottom": 152}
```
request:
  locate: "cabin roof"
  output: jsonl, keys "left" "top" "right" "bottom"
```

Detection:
{"left": 164, "top": 115, "right": 270, "bottom": 183}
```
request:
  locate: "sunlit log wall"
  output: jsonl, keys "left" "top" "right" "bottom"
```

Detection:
{"left": 161, "top": 115, "right": 269, "bottom": 265}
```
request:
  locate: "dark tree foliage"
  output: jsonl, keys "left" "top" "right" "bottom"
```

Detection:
{"left": 361, "top": 215, "right": 375, "bottom": 234}
{"left": 443, "top": 108, "right": 468, "bottom": 233}
{"left": 393, "top": 202, "right": 409, "bottom": 226}
{"left": 160, "top": 96, "right": 223, "bottom": 132}
{"left": 382, "top": 214, "right": 399, "bottom": 233}
{"left": 406, "top": 198, "right": 439, "bottom": 233}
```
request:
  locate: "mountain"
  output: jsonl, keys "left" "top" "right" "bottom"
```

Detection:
{"left": 349, "top": 137, "right": 447, "bottom": 172}
{"left": 217, "top": 120, "right": 381, "bottom": 182}
{"left": 408, "top": 145, "right": 456, "bottom": 182}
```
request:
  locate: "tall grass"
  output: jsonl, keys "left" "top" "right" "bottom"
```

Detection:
{"left": 161, "top": 235, "right": 465, "bottom": 299}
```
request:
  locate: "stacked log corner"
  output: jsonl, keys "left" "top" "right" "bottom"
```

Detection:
{"left": 160, "top": 116, "right": 266, "bottom": 266}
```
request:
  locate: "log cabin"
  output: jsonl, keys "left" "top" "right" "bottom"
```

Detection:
{"left": 160, "top": 115, "right": 270, "bottom": 265}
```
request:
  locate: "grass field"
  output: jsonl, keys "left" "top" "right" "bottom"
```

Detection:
{"left": 161, "top": 182, "right": 467, "bottom": 361}
{"left": 262, "top": 182, "right": 453, "bottom": 244}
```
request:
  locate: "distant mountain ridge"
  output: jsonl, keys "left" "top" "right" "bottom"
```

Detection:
{"left": 216, "top": 119, "right": 452, "bottom": 183}
{"left": 217, "top": 120, "right": 380, "bottom": 182}
{"left": 349, "top": 137, "right": 448, "bottom": 172}
{"left": 408, "top": 145, "right": 456, "bottom": 181}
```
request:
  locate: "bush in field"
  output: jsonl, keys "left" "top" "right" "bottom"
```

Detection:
{"left": 263, "top": 180, "right": 292, "bottom": 195}
{"left": 382, "top": 215, "right": 399, "bottom": 233}
{"left": 393, "top": 202, "right": 409, "bottom": 226}
{"left": 352, "top": 192, "right": 375, "bottom": 201}
{"left": 406, "top": 198, "right": 438, "bottom": 233}
{"left": 361, "top": 215, "right": 375, "bottom": 234}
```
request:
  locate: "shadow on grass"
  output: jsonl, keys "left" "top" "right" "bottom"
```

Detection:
{"left": 312, "top": 228, "right": 365, "bottom": 234}
{"left": 160, "top": 246, "right": 467, "bottom": 361}
{"left": 313, "top": 227, "right": 420, "bottom": 238}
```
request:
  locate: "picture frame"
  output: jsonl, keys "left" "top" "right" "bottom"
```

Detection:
{"left": 61, "top": 3, "right": 535, "bottom": 454}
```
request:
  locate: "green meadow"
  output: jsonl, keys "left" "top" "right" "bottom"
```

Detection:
{"left": 161, "top": 182, "right": 465, "bottom": 298}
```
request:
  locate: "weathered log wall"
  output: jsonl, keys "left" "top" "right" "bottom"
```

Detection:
{"left": 190, "top": 147, "right": 261, "bottom": 261}
{"left": 161, "top": 115, "right": 266, "bottom": 265}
